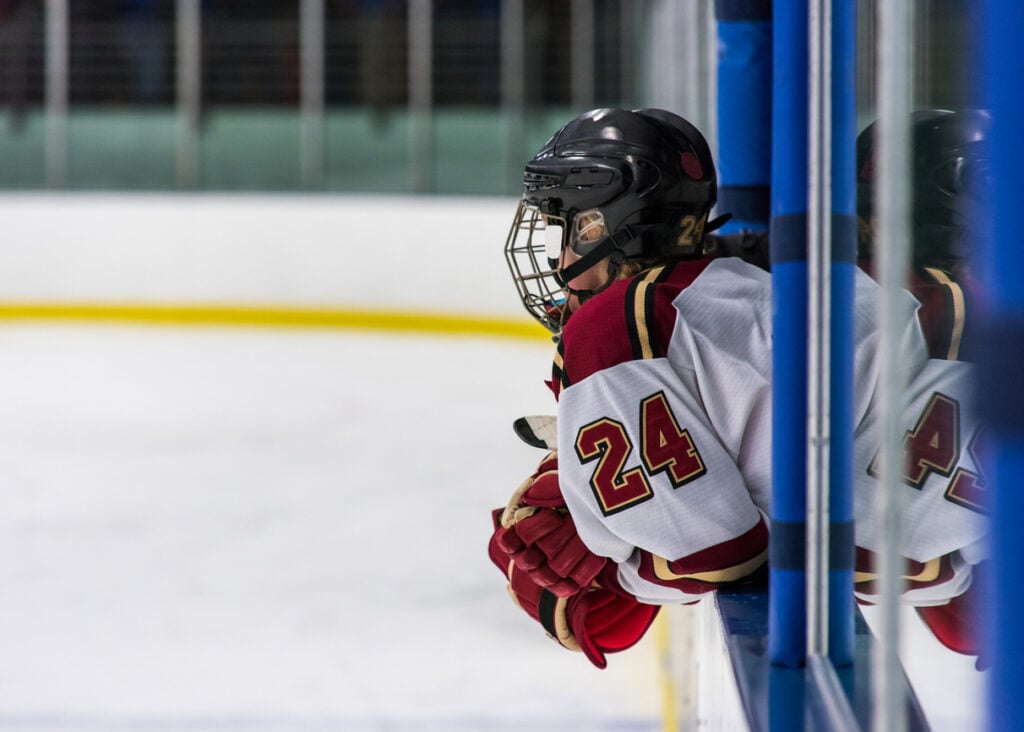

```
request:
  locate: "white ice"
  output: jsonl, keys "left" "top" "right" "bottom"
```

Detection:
{"left": 0, "top": 324, "right": 663, "bottom": 732}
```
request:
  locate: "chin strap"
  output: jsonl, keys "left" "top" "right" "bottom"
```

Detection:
{"left": 557, "top": 223, "right": 641, "bottom": 305}
{"left": 565, "top": 249, "right": 626, "bottom": 305}
{"left": 557, "top": 228, "right": 631, "bottom": 286}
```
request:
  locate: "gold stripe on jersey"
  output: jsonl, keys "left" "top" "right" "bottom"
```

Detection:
{"left": 853, "top": 556, "right": 941, "bottom": 585}
{"left": 651, "top": 548, "right": 768, "bottom": 584}
{"left": 923, "top": 266, "right": 967, "bottom": 360}
{"left": 627, "top": 266, "right": 667, "bottom": 361}
{"left": 553, "top": 340, "right": 568, "bottom": 391}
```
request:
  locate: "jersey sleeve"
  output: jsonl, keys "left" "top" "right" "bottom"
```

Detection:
{"left": 853, "top": 547, "right": 975, "bottom": 606}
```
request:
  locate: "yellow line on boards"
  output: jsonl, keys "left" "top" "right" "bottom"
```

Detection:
{"left": 0, "top": 302, "right": 551, "bottom": 341}
{"left": 654, "top": 611, "right": 679, "bottom": 732}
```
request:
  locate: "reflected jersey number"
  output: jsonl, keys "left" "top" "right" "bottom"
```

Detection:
{"left": 574, "top": 391, "right": 706, "bottom": 517}
{"left": 871, "top": 391, "right": 987, "bottom": 514}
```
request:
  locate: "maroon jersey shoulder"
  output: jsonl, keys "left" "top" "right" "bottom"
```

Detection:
{"left": 909, "top": 266, "right": 976, "bottom": 361}
{"left": 859, "top": 258, "right": 976, "bottom": 362}
{"left": 555, "top": 258, "right": 714, "bottom": 391}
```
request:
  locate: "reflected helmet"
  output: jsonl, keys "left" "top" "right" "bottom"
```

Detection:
{"left": 505, "top": 108, "right": 724, "bottom": 333}
{"left": 856, "top": 108, "right": 991, "bottom": 267}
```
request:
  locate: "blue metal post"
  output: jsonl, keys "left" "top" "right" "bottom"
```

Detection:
{"left": 770, "top": 0, "right": 854, "bottom": 669}
{"left": 827, "top": 0, "right": 855, "bottom": 668}
{"left": 980, "top": 1, "right": 1024, "bottom": 728}
{"left": 715, "top": 0, "right": 772, "bottom": 234}
{"left": 769, "top": 0, "right": 808, "bottom": 668}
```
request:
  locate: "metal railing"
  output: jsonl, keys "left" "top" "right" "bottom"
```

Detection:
{"left": 0, "top": 1, "right": 981, "bottom": 193}
{"left": 1, "top": 0, "right": 647, "bottom": 191}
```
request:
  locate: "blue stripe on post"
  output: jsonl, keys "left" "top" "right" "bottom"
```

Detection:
{"left": 719, "top": 185, "right": 771, "bottom": 227}
{"left": 771, "top": 213, "right": 808, "bottom": 263}
{"left": 773, "top": 214, "right": 856, "bottom": 264}
{"left": 828, "top": 520, "right": 855, "bottom": 570}
{"left": 715, "top": 0, "right": 772, "bottom": 21}
{"left": 770, "top": 517, "right": 853, "bottom": 614}
{"left": 979, "top": 319, "right": 1024, "bottom": 433}
{"left": 831, "top": 215, "right": 857, "bottom": 263}
{"left": 769, "top": 520, "right": 807, "bottom": 570}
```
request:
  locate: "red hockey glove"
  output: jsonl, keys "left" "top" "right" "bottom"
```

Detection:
{"left": 915, "top": 561, "right": 986, "bottom": 665}
{"left": 489, "top": 515, "right": 660, "bottom": 669}
{"left": 493, "top": 451, "right": 607, "bottom": 597}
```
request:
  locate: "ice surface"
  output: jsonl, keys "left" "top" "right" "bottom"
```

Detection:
{"left": 0, "top": 325, "right": 662, "bottom": 732}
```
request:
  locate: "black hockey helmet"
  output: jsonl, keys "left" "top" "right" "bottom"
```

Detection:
{"left": 505, "top": 108, "right": 726, "bottom": 332}
{"left": 856, "top": 108, "right": 990, "bottom": 267}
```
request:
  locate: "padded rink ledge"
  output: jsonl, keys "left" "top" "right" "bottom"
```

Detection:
{"left": 714, "top": 587, "right": 930, "bottom": 731}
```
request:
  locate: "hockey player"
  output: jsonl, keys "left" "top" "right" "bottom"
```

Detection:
{"left": 854, "top": 108, "right": 991, "bottom": 658}
{"left": 489, "top": 107, "right": 988, "bottom": 668}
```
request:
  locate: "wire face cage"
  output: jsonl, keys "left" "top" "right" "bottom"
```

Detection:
{"left": 504, "top": 200, "right": 569, "bottom": 334}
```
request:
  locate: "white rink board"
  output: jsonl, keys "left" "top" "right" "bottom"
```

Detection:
{"left": 0, "top": 193, "right": 523, "bottom": 316}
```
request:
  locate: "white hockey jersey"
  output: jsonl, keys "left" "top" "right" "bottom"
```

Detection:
{"left": 552, "top": 256, "right": 986, "bottom": 606}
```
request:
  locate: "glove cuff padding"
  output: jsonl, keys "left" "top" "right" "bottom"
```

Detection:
{"left": 535, "top": 588, "right": 580, "bottom": 652}
{"left": 519, "top": 581, "right": 659, "bottom": 668}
